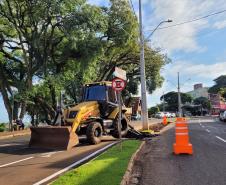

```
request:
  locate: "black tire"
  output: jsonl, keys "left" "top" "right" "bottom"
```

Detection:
{"left": 112, "top": 114, "right": 129, "bottom": 138}
{"left": 86, "top": 122, "right": 103, "bottom": 144}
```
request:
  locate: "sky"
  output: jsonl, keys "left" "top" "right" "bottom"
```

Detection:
{"left": 87, "top": 0, "right": 226, "bottom": 106}
{"left": 1, "top": 0, "right": 226, "bottom": 122}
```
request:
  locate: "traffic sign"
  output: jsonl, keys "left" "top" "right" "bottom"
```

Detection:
{"left": 112, "top": 78, "right": 126, "bottom": 92}
{"left": 113, "top": 67, "right": 127, "bottom": 81}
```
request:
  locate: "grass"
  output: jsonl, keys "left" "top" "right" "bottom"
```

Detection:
{"left": 52, "top": 140, "right": 141, "bottom": 185}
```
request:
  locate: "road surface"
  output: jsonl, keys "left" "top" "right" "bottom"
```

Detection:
{"left": 0, "top": 135, "right": 117, "bottom": 185}
{"left": 0, "top": 119, "right": 161, "bottom": 185}
{"left": 139, "top": 117, "right": 226, "bottom": 185}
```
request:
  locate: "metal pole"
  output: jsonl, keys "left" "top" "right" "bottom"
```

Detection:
{"left": 139, "top": 0, "right": 149, "bottom": 130}
{"left": 163, "top": 92, "right": 165, "bottom": 112}
{"left": 178, "top": 72, "right": 182, "bottom": 117}
{"left": 117, "top": 92, "right": 122, "bottom": 150}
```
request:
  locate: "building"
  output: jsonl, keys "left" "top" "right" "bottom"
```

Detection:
{"left": 209, "top": 93, "right": 226, "bottom": 115}
{"left": 187, "top": 83, "right": 209, "bottom": 99}
{"left": 187, "top": 83, "right": 226, "bottom": 115}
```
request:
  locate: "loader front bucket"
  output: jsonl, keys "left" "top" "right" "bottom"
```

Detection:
{"left": 29, "top": 126, "right": 79, "bottom": 150}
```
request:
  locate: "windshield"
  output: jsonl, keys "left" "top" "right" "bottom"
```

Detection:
{"left": 83, "top": 85, "right": 106, "bottom": 101}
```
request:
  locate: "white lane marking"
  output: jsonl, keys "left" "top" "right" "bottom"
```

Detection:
{"left": 0, "top": 143, "right": 23, "bottom": 147}
{"left": 40, "top": 151, "right": 63, "bottom": 158}
{"left": 0, "top": 157, "right": 34, "bottom": 168}
{"left": 33, "top": 142, "right": 118, "bottom": 185}
{"left": 206, "top": 129, "right": 210, "bottom": 133}
{"left": 216, "top": 136, "right": 226, "bottom": 143}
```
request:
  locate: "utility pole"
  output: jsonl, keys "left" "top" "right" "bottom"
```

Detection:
{"left": 177, "top": 72, "right": 182, "bottom": 117}
{"left": 163, "top": 92, "right": 165, "bottom": 112}
{"left": 139, "top": 0, "right": 149, "bottom": 130}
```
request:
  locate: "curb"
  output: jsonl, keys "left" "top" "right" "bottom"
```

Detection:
{"left": 0, "top": 131, "right": 30, "bottom": 140}
{"left": 120, "top": 122, "right": 175, "bottom": 185}
{"left": 120, "top": 141, "right": 145, "bottom": 185}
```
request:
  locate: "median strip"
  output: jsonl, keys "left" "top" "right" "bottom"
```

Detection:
{"left": 47, "top": 140, "right": 141, "bottom": 185}
{"left": 34, "top": 142, "right": 118, "bottom": 185}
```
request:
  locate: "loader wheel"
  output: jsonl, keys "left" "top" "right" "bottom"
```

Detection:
{"left": 86, "top": 122, "right": 103, "bottom": 144}
{"left": 112, "top": 114, "right": 129, "bottom": 138}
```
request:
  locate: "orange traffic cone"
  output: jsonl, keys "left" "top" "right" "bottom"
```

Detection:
{"left": 173, "top": 117, "right": 193, "bottom": 155}
{"left": 162, "top": 115, "right": 168, "bottom": 125}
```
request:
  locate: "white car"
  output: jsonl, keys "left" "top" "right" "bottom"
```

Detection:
{"left": 170, "top": 113, "right": 176, "bottom": 118}
{"left": 219, "top": 111, "right": 226, "bottom": 122}
{"left": 155, "top": 112, "right": 165, "bottom": 119}
{"left": 164, "top": 112, "right": 171, "bottom": 118}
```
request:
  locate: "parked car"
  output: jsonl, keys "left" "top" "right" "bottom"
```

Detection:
{"left": 164, "top": 112, "right": 171, "bottom": 118}
{"left": 170, "top": 113, "right": 176, "bottom": 118}
{"left": 219, "top": 111, "right": 226, "bottom": 122}
{"left": 155, "top": 112, "right": 165, "bottom": 119}
{"left": 131, "top": 114, "right": 141, "bottom": 120}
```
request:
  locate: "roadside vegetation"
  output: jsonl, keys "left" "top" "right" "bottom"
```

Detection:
{"left": 52, "top": 140, "right": 141, "bottom": 185}
{"left": 0, "top": 123, "right": 6, "bottom": 132}
{"left": 0, "top": 0, "right": 169, "bottom": 125}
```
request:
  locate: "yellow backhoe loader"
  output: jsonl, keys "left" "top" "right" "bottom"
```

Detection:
{"left": 29, "top": 81, "right": 132, "bottom": 150}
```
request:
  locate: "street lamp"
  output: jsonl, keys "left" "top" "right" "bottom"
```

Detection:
{"left": 139, "top": 0, "right": 172, "bottom": 130}
{"left": 139, "top": 0, "right": 150, "bottom": 130}
{"left": 146, "top": 19, "right": 173, "bottom": 41}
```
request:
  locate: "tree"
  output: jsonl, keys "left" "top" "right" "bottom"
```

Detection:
{"left": 0, "top": 0, "right": 170, "bottom": 125}
{"left": 0, "top": 0, "right": 106, "bottom": 123}
{"left": 160, "top": 91, "right": 193, "bottom": 111}
{"left": 148, "top": 106, "right": 159, "bottom": 117}
{"left": 209, "top": 75, "right": 226, "bottom": 100}
{"left": 193, "top": 97, "right": 211, "bottom": 110}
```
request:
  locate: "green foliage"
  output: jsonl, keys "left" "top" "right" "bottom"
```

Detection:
{"left": 148, "top": 106, "right": 160, "bottom": 117}
{"left": 0, "top": 123, "right": 6, "bottom": 132}
{"left": 52, "top": 140, "right": 141, "bottom": 185}
{"left": 0, "top": 0, "right": 169, "bottom": 124}
{"left": 160, "top": 91, "right": 193, "bottom": 111}
{"left": 193, "top": 97, "right": 211, "bottom": 110}
{"left": 209, "top": 75, "right": 226, "bottom": 95}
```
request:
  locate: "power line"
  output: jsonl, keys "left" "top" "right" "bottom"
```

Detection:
{"left": 146, "top": 9, "right": 226, "bottom": 32}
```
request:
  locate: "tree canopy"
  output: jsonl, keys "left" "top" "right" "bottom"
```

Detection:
{"left": 193, "top": 97, "right": 211, "bottom": 110}
{"left": 208, "top": 75, "right": 226, "bottom": 100}
{"left": 160, "top": 91, "right": 193, "bottom": 111}
{"left": 0, "top": 0, "right": 169, "bottom": 124}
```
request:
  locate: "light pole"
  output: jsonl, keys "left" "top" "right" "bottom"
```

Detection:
{"left": 167, "top": 75, "right": 191, "bottom": 117}
{"left": 139, "top": 0, "right": 149, "bottom": 130}
{"left": 162, "top": 92, "right": 165, "bottom": 112}
{"left": 146, "top": 19, "right": 173, "bottom": 42}
{"left": 139, "top": 0, "right": 172, "bottom": 130}
{"left": 177, "top": 72, "right": 182, "bottom": 117}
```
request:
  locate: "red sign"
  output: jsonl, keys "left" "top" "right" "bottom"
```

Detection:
{"left": 112, "top": 78, "right": 126, "bottom": 92}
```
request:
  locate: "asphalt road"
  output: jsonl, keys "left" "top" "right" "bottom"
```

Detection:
{"left": 139, "top": 117, "right": 226, "bottom": 185}
{"left": 0, "top": 135, "right": 117, "bottom": 185}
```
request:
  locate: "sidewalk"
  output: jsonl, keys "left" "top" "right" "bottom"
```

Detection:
{"left": 130, "top": 118, "right": 161, "bottom": 130}
{"left": 0, "top": 129, "right": 30, "bottom": 140}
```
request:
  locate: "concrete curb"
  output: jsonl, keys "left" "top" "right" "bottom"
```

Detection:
{"left": 120, "top": 141, "right": 145, "bottom": 185}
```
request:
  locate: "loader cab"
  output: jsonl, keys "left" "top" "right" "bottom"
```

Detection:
{"left": 83, "top": 82, "right": 118, "bottom": 117}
